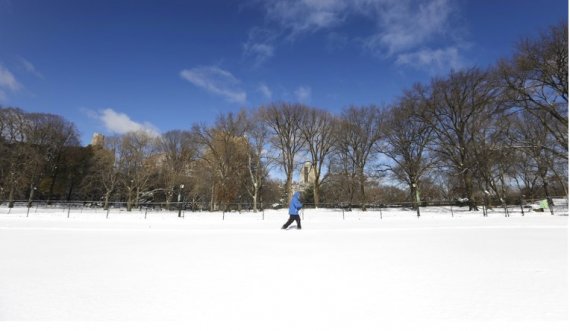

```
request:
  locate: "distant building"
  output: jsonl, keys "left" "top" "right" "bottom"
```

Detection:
{"left": 299, "top": 161, "right": 315, "bottom": 188}
{"left": 90, "top": 132, "right": 104, "bottom": 147}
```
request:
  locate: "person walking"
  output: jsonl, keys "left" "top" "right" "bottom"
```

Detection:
{"left": 282, "top": 192, "right": 302, "bottom": 230}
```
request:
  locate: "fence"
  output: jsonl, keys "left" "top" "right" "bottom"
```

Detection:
{"left": 0, "top": 197, "right": 567, "bottom": 220}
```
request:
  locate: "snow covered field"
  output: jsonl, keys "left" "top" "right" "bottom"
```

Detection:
{"left": 0, "top": 206, "right": 568, "bottom": 330}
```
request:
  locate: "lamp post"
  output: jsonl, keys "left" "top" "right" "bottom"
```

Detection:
{"left": 178, "top": 184, "right": 184, "bottom": 217}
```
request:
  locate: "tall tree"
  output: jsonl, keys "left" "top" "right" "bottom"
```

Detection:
{"left": 335, "top": 105, "right": 383, "bottom": 209}
{"left": 260, "top": 103, "right": 306, "bottom": 202}
{"left": 0, "top": 107, "right": 32, "bottom": 207}
{"left": 117, "top": 131, "right": 158, "bottom": 211}
{"left": 379, "top": 87, "right": 435, "bottom": 209}
{"left": 499, "top": 22, "right": 568, "bottom": 159}
{"left": 28, "top": 113, "right": 80, "bottom": 202}
{"left": 157, "top": 130, "right": 197, "bottom": 208}
{"left": 298, "top": 107, "right": 336, "bottom": 208}
{"left": 193, "top": 112, "right": 249, "bottom": 210}
{"left": 84, "top": 136, "right": 121, "bottom": 209}
{"left": 423, "top": 68, "right": 501, "bottom": 211}
{"left": 244, "top": 109, "right": 271, "bottom": 212}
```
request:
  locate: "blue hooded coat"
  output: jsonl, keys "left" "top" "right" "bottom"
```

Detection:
{"left": 288, "top": 192, "right": 302, "bottom": 216}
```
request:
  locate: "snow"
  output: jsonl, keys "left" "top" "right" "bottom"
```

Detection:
{"left": 0, "top": 206, "right": 568, "bottom": 331}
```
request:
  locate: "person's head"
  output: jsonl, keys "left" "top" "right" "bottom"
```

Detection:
{"left": 293, "top": 191, "right": 300, "bottom": 200}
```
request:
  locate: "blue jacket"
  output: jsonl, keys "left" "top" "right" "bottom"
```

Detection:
{"left": 288, "top": 192, "right": 302, "bottom": 215}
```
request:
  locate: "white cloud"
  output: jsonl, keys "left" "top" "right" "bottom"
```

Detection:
{"left": 396, "top": 47, "right": 463, "bottom": 72}
{"left": 254, "top": 0, "right": 463, "bottom": 69}
{"left": 0, "top": 64, "right": 22, "bottom": 102}
{"left": 294, "top": 86, "right": 312, "bottom": 102}
{"left": 362, "top": 0, "right": 455, "bottom": 56}
{"left": 0, "top": 64, "right": 22, "bottom": 92}
{"left": 261, "top": 0, "right": 347, "bottom": 38}
{"left": 258, "top": 83, "right": 273, "bottom": 99}
{"left": 96, "top": 108, "right": 160, "bottom": 137}
{"left": 180, "top": 66, "right": 247, "bottom": 104}
{"left": 18, "top": 57, "right": 44, "bottom": 79}
{"left": 243, "top": 28, "right": 278, "bottom": 66}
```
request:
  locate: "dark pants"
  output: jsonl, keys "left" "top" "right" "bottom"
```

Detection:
{"left": 282, "top": 214, "right": 301, "bottom": 229}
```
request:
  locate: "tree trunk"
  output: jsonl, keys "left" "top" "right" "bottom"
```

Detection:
{"left": 410, "top": 183, "right": 418, "bottom": 210}
{"left": 313, "top": 180, "right": 320, "bottom": 209}
{"left": 210, "top": 185, "right": 215, "bottom": 211}
{"left": 27, "top": 183, "right": 36, "bottom": 208}
{"left": 359, "top": 168, "right": 366, "bottom": 211}
{"left": 47, "top": 170, "right": 58, "bottom": 204}
{"left": 8, "top": 184, "right": 15, "bottom": 208}
{"left": 103, "top": 192, "right": 110, "bottom": 210}
{"left": 285, "top": 172, "right": 293, "bottom": 203}
{"left": 464, "top": 171, "right": 479, "bottom": 211}
{"left": 127, "top": 189, "right": 133, "bottom": 212}
{"left": 252, "top": 182, "right": 259, "bottom": 212}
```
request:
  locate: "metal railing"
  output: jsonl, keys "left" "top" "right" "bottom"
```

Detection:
{"left": 1, "top": 197, "right": 567, "bottom": 220}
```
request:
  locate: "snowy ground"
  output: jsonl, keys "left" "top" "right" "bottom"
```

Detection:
{"left": 0, "top": 206, "right": 568, "bottom": 330}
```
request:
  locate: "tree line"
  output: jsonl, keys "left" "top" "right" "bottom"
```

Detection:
{"left": 0, "top": 23, "right": 567, "bottom": 211}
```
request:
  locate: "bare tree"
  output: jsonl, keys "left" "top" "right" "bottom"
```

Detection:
{"left": 244, "top": 109, "right": 271, "bottom": 212}
{"left": 157, "top": 130, "right": 197, "bottom": 209}
{"left": 117, "top": 131, "right": 158, "bottom": 211}
{"left": 26, "top": 113, "right": 80, "bottom": 203}
{"left": 260, "top": 103, "right": 306, "bottom": 202}
{"left": 84, "top": 136, "right": 121, "bottom": 209}
{"left": 193, "top": 112, "right": 249, "bottom": 210}
{"left": 298, "top": 107, "right": 336, "bottom": 207}
{"left": 379, "top": 88, "right": 435, "bottom": 209}
{"left": 499, "top": 22, "right": 568, "bottom": 159}
{"left": 510, "top": 112, "right": 560, "bottom": 211}
{"left": 334, "top": 105, "right": 383, "bottom": 209}
{"left": 423, "top": 68, "right": 501, "bottom": 211}
{"left": 0, "top": 108, "right": 31, "bottom": 207}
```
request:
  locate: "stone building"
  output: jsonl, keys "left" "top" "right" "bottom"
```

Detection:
{"left": 90, "top": 132, "right": 105, "bottom": 148}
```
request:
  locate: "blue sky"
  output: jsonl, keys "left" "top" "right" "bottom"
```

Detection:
{"left": 0, "top": 0, "right": 567, "bottom": 145}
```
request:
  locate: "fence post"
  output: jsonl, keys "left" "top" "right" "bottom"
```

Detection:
{"left": 67, "top": 204, "right": 71, "bottom": 219}
{"left": 106, "top": 208, "right": 110, "bottom": 219}
{"left": 450, "top": 204, "right": 454, "bottom": 218}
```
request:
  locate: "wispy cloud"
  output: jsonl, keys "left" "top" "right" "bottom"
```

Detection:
{"left": 253, "top": 0, "right": 464, "bottom": 71}
{"left": 18, "top": 57, "right": 44, "bottom": 79}
{"left": 361, "top": 0, "right": 455, "bottom": 56}
{"left": 243, "top": 28, "right": 278, "bottom": 67}
{"left": 396, "top": 47, "right": 464, "bottom": 72}
{"left": 258, "top": 83, "right": 273, "bottom": 99}
{"left": 262, "top": 0, "right": 347, "bottom": 37}
{"left": 0, "top": 64, "right": 22, "bottom": 102}
{"left": 180, "top": 66, "right": 247, "bottom": 104}
{"left": 0, "top": 64, "right": 22, "bottom": 92}
{"left": 294, "top": 85, "right": 311, "bottom": 103}
{"left": 94, "top": 108, "right": 160, "bottom": 137}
